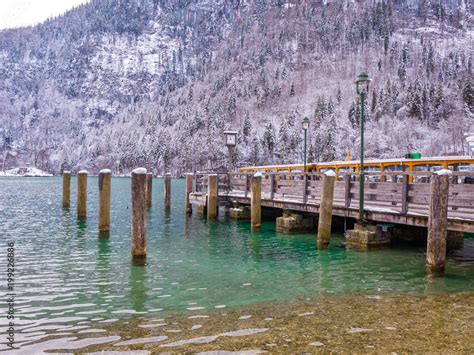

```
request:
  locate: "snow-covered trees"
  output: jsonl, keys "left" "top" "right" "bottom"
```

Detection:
{"left": 0, "top": 0, "right": 472, "bottom": 174}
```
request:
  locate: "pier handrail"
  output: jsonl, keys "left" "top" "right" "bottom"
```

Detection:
{"left": 191, "top": 171, "right": 474, "bottom": 224}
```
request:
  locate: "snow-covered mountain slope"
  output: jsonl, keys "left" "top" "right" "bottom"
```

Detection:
{"left": 0, "top": 0, "right": 472, "bottom": 174}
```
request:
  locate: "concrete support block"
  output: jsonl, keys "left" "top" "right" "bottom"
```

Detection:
{"left": 345, "top": 223, "right": 392, "bottom": 250}
{"left": 229, "top": 205, "right": 250, "bottom": 220}
{"left": 276, "top": 211, "right": 314, "bottom": 233}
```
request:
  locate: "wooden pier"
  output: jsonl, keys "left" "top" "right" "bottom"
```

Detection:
{"left": 189, "top": 171, "right": 474, "bottom": 233}
{"left": 59, "top": 168, "right": 473, "bottom": 274}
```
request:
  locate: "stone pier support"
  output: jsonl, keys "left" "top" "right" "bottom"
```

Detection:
{"left": 276, "top": 211, "right": 315, "bottom": 233}
{"left": 229, "top": 203, "right": 251, "bottom": 220}
{"left": 345, "top": 223, "right": 392, "bottom": 250}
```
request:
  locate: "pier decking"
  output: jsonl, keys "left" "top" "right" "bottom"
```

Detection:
{"left": 189, "top": 171, "right": 474, "bottom": 233}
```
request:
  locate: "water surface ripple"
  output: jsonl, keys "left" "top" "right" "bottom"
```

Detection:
{"left": 0, "top": 177, "right": 473, "bottom": 351}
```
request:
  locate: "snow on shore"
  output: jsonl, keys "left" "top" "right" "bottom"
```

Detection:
{"left": 2, "top": 167, "right": 53, "bottom": 177}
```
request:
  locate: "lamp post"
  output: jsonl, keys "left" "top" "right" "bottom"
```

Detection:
{"left": 355, "top": 72, "right": 371, "bottom": 221}
{"left": 466, "top": 133, "right": 474, "bottom": 157}
{"left": 223, "top": 131, "right": 238, "bottom": 172}
{"left": 302, "top": 117, "right": 310, "bottom": 173}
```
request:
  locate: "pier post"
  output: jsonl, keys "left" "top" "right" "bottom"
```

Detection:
{"left": 251, "top": 173, "right": 262, "bottom": 231}
{"left": 185, "top": 173, "right": 193, "bottom": 214}
{"left": 164, "top": 173, "right": 171, "bottom": 210}
{"left": 98, "top": 169, "right": 111, "bottom": 233}
{"left": 62, "top": 171, "right": 71, "bottom": 208}
{"left": 77, "top": 170, "right": 88, "bottom": 219}
{"left": 401, "top": 175, "right": 409, "bottom": 215}
{"left": 131, "top": 168, "right": 147, "bottom": 259}
{"left": 207, "top": 174, "right": 218, "bottom": 219}
{"left": 146, "top": 172, "right": 153, "bottom": 207}
{"left": 426, "top": 170, "right": 451, "bottom": 275}
{"left": 317, "top": 170, "right": 336, "bottom": 248}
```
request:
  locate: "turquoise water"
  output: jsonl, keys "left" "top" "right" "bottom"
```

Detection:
{"left": 0, "top": 177, "right": 473, "bottom": 350}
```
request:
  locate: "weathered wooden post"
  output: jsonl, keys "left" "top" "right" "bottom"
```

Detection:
{"left": 344, "top": 173, "right": 352, "bottom": 209}
{"left": 317, "top": 170, "right": 336, "bottom": 248}
{"left": 185, "top": 173, "right": 193, "bottom": 214}
{"left": 62, "top": 171, "right": 71, "bottom": 208}
{"left": 426, "top": 169, "right": 451, "bottom": 275}
{"left": 269, "top": 174, "right": 275, "bottom": 201}
{"left": 98, "top": 169, "right": 111, "bottom": 233}
{"left": 146, "top": 172, "right": 153, "bottom": 207}
{"left": 401, "top": 175, "right": 409, "bottom": 215}
{"left": 131, "top": 168, "right": 147, "bottom": 259}
{"left": 164, "top": 173, "right": 171, "bottom": 210}
{"left": 251, "top": 173, "right": 262, "bottom": 231}
{"left": 77, "top": 170, "right": 88, "bottom": 219}
{"left": 207, "top": 174, "right": 218, "bottom": 219}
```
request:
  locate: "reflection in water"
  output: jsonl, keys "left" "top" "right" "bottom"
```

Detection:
{"left": 162, "top": 208, "right": 171, "bottom": 238}
{"left": 97, "top": 236, "right": 112, "bottom": 297}
{"left": 249, "top": 232, "right": 263, "bottom": 262}
{"left": 77, "top": 218, "right": 87, "bottom": 231}
{"left": 424, "top": 272, "right": 448, "bottom": 293}
{"left": 129, "top": 262, "right": 149, "bottom": 313}
{"left": 318, "top": 248, "right": 334, "bottom": 293}
{"left": 76, "top": 218, "right": 87, "bottom": 250}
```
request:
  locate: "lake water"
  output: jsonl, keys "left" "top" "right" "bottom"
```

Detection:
{"left": 0, "top": 177, "right": 473, "bottom": 352}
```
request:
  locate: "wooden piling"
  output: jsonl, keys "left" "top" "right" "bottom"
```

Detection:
{"left": 185, "top": 173, "right": 193, "bottom": 214}
{"left": 426, "top": 171, "right": 451, "bottom": 275}
{"left": 77, "top": 170, "right": 88, "bottom": 219}
{"left": 251, "top": 173, "right": 262, "bottom": 231}
{"left": 164, "top": 173, "right": 171, "bottom": 210}
{"left": 207, "top": 174, "right": 218, "bottom": 219}
{"left": 62, "top": 171, "right": 71, "bottom": 208}
{"left": 344, "top": 173, "right": 352, "bottom": 209}
{"left": 317, "top": 170, "right": 336, "bottom": 248}
{"left": 131, "top": 168, "right": 147, "bottom": 258}
{"left": 98, "top": 169, "right": 111, "bottom": 233}
{"left": 401, "top": 175, "right": 409, "bottom": 215}
{"left": 146, "top": 173, "right": 153, "bottom": 207}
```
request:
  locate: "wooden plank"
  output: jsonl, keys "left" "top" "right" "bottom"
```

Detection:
{"left": 450, "top": 185, "right": 474, "bottom": 196}
{"left": 447, "top": 198, "right": 474, "bottom": 208}
{"left": 307, "top": 180, "right": 323, "bottom": 188}
{"left": 409, "top": 195, "right": 430, "bottom": 205}
{"left": 276, "top": 186, "right": 305, "bottom": 195}
{"left": 409, "top": 184, "right": 431, "bottom": 193}
{"left": 277, "top": 180, "right": 304, "bottom": 187}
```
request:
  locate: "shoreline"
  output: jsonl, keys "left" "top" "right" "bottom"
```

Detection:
{"left": 20, "top": 292, "right": 474, "bottom": 353}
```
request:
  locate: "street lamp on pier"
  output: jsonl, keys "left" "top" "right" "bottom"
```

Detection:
{"left": 224, "top": 131, "right": 238, "bottom": 172}
{"left": 302, "top": 117, "right": 310, "bottom": 173}
{"left": 355, "top": 72, "right": 371, "bottom": 221}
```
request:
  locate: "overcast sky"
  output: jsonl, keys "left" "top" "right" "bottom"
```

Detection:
{"left": 0, "top": 0, "right": 90, "bottom": 30}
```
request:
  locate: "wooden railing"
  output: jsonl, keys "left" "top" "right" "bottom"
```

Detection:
{"left": 193, "top": 171, "right": 474, "bottom": 220}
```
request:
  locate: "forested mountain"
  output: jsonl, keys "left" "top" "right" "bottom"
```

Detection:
{"left": 0, "top": 0, "right": 473, "bottom": 175}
